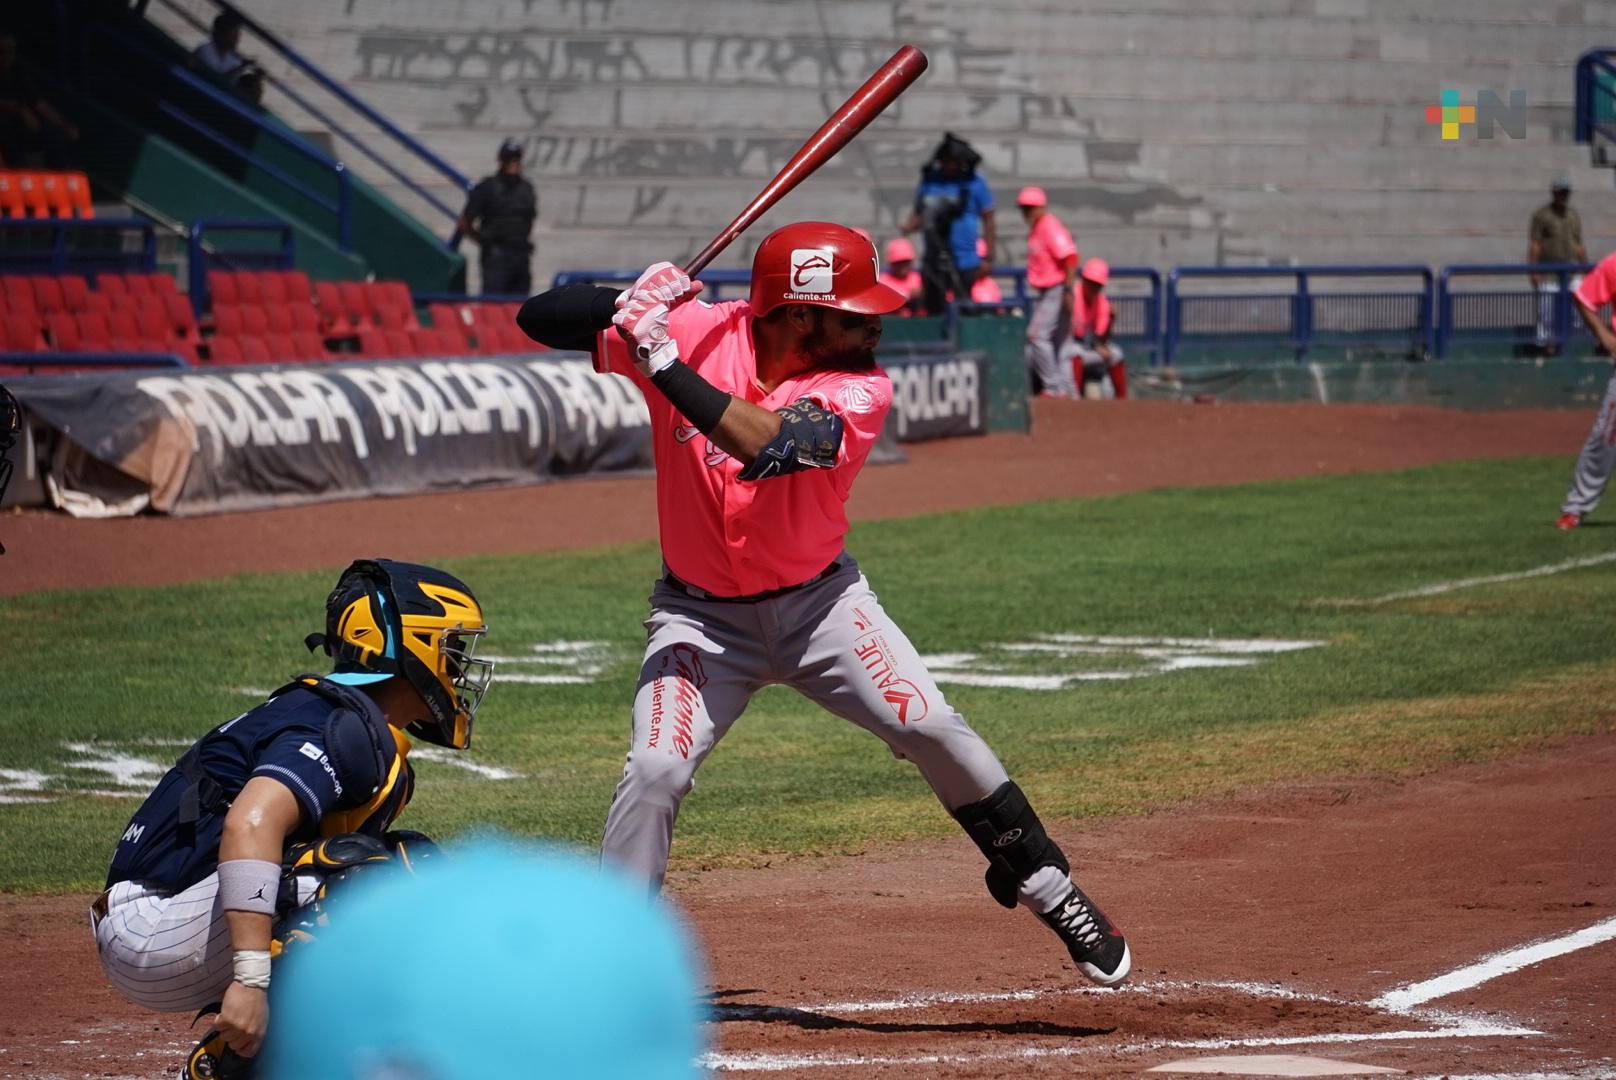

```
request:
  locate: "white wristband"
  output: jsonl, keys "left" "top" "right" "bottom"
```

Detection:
{"left": 233, "top": 949, "right": 272, "bottom": 990}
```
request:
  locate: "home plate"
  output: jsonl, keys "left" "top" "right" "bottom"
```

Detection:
{"left": 1147, "top": 1054, "right": 1401, "bottom": 1076}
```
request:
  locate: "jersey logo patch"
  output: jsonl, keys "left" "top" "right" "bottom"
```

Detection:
{"left": 298, "top": 741, "right": 323, "bottom": 760}
{"left": 837, "top": 382, "right": 876, "bottom": 414}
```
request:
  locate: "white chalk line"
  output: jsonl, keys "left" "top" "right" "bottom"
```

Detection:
{"left": 1372, "top": 915, "right": 1616, "bottom": 1012}
{"left": 700, "top": 1023, "right": 1538, "bottom": 1073}
{"left": 706, "top": 916, "right": 1616, "bottom": 1076}
{"left": 1319, "top": 552, "right": 1616, "bottom": 607}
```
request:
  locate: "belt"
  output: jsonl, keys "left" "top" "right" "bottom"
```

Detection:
{"left": 663, "top": 559, "right": 843, "bottom": 604}
{"left": 90, "top": 887, "right": 111, "bottom": 930}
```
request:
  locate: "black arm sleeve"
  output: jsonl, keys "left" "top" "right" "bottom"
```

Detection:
{"left": 515, "top": 285, "right": 620, "bottom": 351}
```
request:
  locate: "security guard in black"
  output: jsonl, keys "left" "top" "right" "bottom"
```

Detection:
{"left": 460, "top": 137, "right": 537, "bottom": 296}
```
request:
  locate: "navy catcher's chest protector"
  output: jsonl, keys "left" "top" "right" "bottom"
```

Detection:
{"left": 106, "top": 677, "right": 406, "bottom": 892}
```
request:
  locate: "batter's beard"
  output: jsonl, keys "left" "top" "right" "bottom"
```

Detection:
{"left": 803, "top": 313, "right": 879, "bottom": 372}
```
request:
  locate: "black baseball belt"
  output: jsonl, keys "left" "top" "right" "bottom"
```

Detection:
{"left": 662, "top": 558, "right": 843, "bottom": 604}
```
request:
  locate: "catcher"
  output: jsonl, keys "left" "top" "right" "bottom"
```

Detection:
{"left": 91, "top": 559, "right": 494, "bottom": 1077}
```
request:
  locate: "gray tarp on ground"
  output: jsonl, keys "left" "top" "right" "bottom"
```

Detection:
{"left": 8, "top": 350, "right": 985, "bottom": 517}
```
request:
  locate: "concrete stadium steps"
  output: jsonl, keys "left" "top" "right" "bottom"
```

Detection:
{"left": 162, "top": 0, "right": 1616, "bottom": 287}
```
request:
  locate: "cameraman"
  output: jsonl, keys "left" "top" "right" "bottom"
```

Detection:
{"left": 901, "top": 133, "right": 996, "bottom": 316}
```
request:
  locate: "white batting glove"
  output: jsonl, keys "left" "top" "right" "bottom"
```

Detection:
{"left": 617, "top": 261, "right": 700, "bottom": 308}
{"left": 613, "top": 262, "right": 703, "bottom": 376}
{"left": 613, "top": 293, "right": 679, "bottom": 376}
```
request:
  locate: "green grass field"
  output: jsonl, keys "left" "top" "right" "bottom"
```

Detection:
{"left": 4, "top": 455, "right": 1612, "bottom": 893}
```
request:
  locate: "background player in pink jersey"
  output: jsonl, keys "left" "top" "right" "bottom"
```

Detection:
{"left": 516, "top": 222, "right": 1131, "bottom": 986}
{"left": 1017, "top": 186, "right": 1080, "bottom": 398}
{"left": 879, "top": 236, "right": 924, "bottom": 314}
{"left": 1555, "top": 249, "right": 1616, "bottom": 529}
{"left": 1070, "top": 257, "right": 1127, "bottom": 399}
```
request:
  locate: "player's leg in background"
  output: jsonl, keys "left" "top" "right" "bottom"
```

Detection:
{"left": 1560, "top": 371, "right": 1616, "bottom": 521}
{"left": 1025, "top": 286, "right": 1076, "bottom": 398}
{"left": 781, "top": 560, "right": 1131, "bottom": 985}
{"left": 93, "top": 877, "right": 234, "bottom": 1012}
{"left": 600, "top": 584, "right": 761, "bottom": 891}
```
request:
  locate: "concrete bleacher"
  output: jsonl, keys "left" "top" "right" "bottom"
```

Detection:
{"left": 140, "top": 0, "right": 1616, "bottom": 289}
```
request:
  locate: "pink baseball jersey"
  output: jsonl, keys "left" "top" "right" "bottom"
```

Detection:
{"left": 1575, "top": 251, "right": 1616, "bottom": 326}
{"left": 878, "top": 269, "right": 922, "bottom": 301}
{"left": 595, "top": 299, "right": 892, "bottom": 596}
{"left": 970, "top": 275, "right": 1003, "bottom": 303}
{"left": 1070, "top": 287, "right": 1113, "bottom": 339}
{"left": 1024, "top": 214, "right": 1078, "bottom": 290}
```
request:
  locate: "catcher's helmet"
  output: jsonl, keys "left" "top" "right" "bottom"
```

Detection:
{"left": 307, "top": 559, "right": 493, "bottom": 749}
{"left": 748, "top": 222, "right": 908, "bottom": 319}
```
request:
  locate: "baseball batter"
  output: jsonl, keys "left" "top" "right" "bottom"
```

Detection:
{"left": 516, "top": 222, "right": 1130, "bottom": 986}
{"left": 92, "top": 559, "right": 493, "bottom": 1076}
{"left": 1557, "top": 249, "right": 1616, "bottom": 529}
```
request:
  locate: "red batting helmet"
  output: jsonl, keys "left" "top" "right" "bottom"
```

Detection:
{"left": 749, "top": 222, "right": 907, "bottom": 318}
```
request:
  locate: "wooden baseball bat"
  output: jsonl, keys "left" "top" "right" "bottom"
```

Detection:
{"left": 682, "top": 44, "right": 929, "bottom": 277}
{"left": 594, "top": 45, "right": 927, "bottom": 372}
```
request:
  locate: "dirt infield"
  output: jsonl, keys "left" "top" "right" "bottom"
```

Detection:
{"left": 5, "top": 399, "right": 1613, "bottom": 1078}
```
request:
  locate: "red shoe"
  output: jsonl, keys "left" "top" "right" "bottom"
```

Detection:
{"left": 1556, "top": 512, "right": 1581, "bottom": 530}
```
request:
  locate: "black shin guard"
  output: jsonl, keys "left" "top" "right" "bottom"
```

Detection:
{"left": 951, "top": 781, "right": 1069, "bottom": 909}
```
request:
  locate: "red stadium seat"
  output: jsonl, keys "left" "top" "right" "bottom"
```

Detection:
{"left": 357, "top": 327, "right": 387, "bottom": 357}
{"left": 1, "top": 283, "right": 37, "bottom": 322}
{"left": 163, "top": 293, "right": 201, "bottom": 342}
{"left": 79, "top": 291, "right": 113, "bottom": 317}
{"left": 95, "top": 272, "right": 127, "bottom": 295}
{"left": 263, "top": 333, "right": 299, "bottom": 362}
{"left": 107, "top": 308, "right": 143, "bottom": 347}
{"left": 435, "top": 325, "right": 471, "bottom": 355}
{"left": 214, "top": 307, "right": 243, "bottom": 336}
{"left": 17, "top": 173, "right": 51, "bottom": 218}
{"left": 129, "top": 273, "right": 179, "bottom": 299}
{"left": 240, "top": 306, "right": 270, "bottom": 337}
{"left": 366, "top": 281, "right": 417, "bottom": 329}
{"left": 46, "top": 311, "right": 80, "bottom": 350}
{"left": 31, "top": 275, "right": 65, "bottom": 313}
{"left": 0, "top": 313, "right": 44, "bottom": 351}
{"left": 77, "top": 311, "right": 112, "bottom": 350}
{"left": 59, "top": 274, "right": 90, "bottom": 310}
{"left": 286, "top": 303, "right": 321, "bottom": 334}
{"left": 293, "top": 331, "right": 329, "bottom": 362}
{"left": 281, "top": 270, "right": 313, "bottom": 303}
{"left": 257, "top": 272, "right": 287, "bottom": 305}
{"left": 2, "top": 275, "right": 34, "bottom": 308}
{"left": 135, "top": 306, "right": 171, "bottom": 347}
{"left": 62, "top": 171, "right": 94, "bottom": 219}
{"left": 207, "top": 336, "right": 244, "bottom": 365}
{"left": 123, "top": 273, "right": 156, "bottom": 297}
{"left": 208, "top": 270, "right": 239, "bottom": 307}
{"left": 429, "top": 302, "right": 468, "bottom": 331}
{"left": 338, "top": 281, "right": 372, "bottom": 327}
{"left": 232, "top": 271, "right": 263, "bottom": 305}
{"left": 238, "top": 335, "right": 272, "bottom": 364}
{"left": 382, "top": 328, "right": 416, "bottom": 357}
{"left": 38, "top": 173, "right": 71, "bottom": 219}
{"left": 263, "top": 304, "right": 295, "bottom": 335}
{"left": 0, "top": 174, "right": 26, "bottom": 217}
{"left": 411, "top": 328, "right": 444, "bottom": 355}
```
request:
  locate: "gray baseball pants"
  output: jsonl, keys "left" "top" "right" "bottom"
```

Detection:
{"left": 1025, "top": 285, "right": 1077, "bottom": 398}
{"left": 600, "top": 555, "right": 1011, "bottom": 891}
{"left": 1561, "top": 368, "right": 1616, "bottom": 517}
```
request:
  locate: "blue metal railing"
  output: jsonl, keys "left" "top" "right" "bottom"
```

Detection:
{"left": 187, "top": 220, "right": 295, "bottom": 313}
{"left": 1575, "top": 50, "right": 1616, "bottom": 146}
{"left": 88, "top": 25, "right": 355, "bottom": 253}
{"left": 0, "top": 219, "right": 157, "bottom": 275}
{"left": 1435, "top": 263, "right": 1598, "bottom": 358}
{"left": 148, "top": 0, "right": 473, "bottom": 244}
{"left": 0, "top": 352, "right": 191, "bottom": 374}
{"left": 1165, "top": 265, "right": 1433, "bottom": 366}
{"left": 551, "top": 268, "right": 755, "bottom": 299}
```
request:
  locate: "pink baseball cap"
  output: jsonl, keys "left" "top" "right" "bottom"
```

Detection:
{"left": 1016, "top": 186, "right": 1047, "bottom": 207}
{"left": 1081, "top": 257, "right": 1110, "bottom": 286}
{"left": 885, "top": 237, "right": 916, "bottom": 263}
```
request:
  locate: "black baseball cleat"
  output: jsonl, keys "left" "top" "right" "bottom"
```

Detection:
{"left": 1038, "top": 882, "right": 1131, "bottom": 986}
